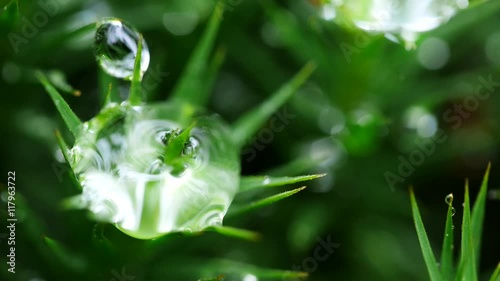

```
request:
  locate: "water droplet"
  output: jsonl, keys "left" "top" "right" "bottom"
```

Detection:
{"left": 242, "top": 273, "right": 258, "bottom": 281}
{"left": 263, "top": 176, "right": 271, "bottom": 185}
{"left": 320, "top": 0, "right": 469, "bottom": 46}
{"left": 149, "top": 158, "right": 164, "bottom": 174}
{"left": 445, "top": 193, "right": 453, "bottom": 205}
{"left": 95, "top": 18, "right": 150, "bottom": 80}
{"left": 451, "top": 207, "right": 456, "bottom": 217}
{"left": 159, "top": 129, "right": 179, "bottom": 145}
{"left": 71, "top": 104, "right": 240, "bottom": 239}
{"left": 451, "top": 225, "right": 455, "bottom": 230}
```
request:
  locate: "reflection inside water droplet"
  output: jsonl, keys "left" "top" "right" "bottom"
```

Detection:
{"left": 182, "top": 137, "right": 200, "bottom": 158}
{"left": 95, "top": 18, "right": 150, "bottom": 79}
{"left": 69, "top": 104, "right": 240, "bottom": 239}
{"left": 320, "top": 0, "right": 469, "bottom": 46}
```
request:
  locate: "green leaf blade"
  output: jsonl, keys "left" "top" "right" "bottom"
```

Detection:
{"left": 440, "top": 193, "right": 455, "bottom": 281}
{"left": 129, "top": 34, "right": 144, "bottom": 105}
{"left": 228, "top": 186, "right": 307, "bottom": 217}
{"left": 239, "top": 174, "right": 325, "bottom": 193}
{"left": 35, "top": 71, "right": 82, "bottom": 136}
{"left": 488, "top": 263, "right": 500, "bottom": 281}
{"left": 471, "top": 163, "right": 491, "bottom": 268}
{"left": 206, "top": 226, "right": 260, "bottom": 241}
{"left": 170, "top": 2, "right": 224, "bottom": 106}
{"left": 231, "top": 61, "right": 316, "bottom": 148}
{"left": 1, "top": 0, "right": 19, "bottom": 25}
{"left": 409, "top": 187, "right": 442, "bottom": 281}
{"left": 457, "top": 181, "right": 478, "bottom": 281}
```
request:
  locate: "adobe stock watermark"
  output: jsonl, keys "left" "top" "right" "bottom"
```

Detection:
{"left": 339, "top": 0, "right": 402, "bottom": 63}
{"left": 110, "top": 267, "right": 135, "bottom": 281}
{"left": 8, "top": 0, "right": 70, "bottom": 54}
{"left": 285, "top": 235, "right": 340, "bottom": 281}
{"left": 384, "top": 74, "right": 500, "bottom": 191}
{"left": 242, "top": 106, "right": 296, "bottom": 162}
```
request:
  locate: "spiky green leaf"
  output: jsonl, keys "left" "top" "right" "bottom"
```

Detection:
{"left": 471, "top": 163, "right": 491, "bottom": 268}
{"left": 239, "top": 174, "right": 325, "bottom": 193}
{"left": 206, "top": 226, "right": 260, "bottom": 241}
{"left": 36, "top": 71, "right": 82, "bottom": 136}
{"left": 456, "top": 181, "right": 477, "bottom": 281}
{"left": 129, "top": 34, "right": 144, "bottom": 105}
{"left": 231, "top": 61, "right": 316, "bottom": 148}
{"left": 489, "top": 263, "right": 500, "bottom": 281}
{"left": 171, "top": 2, "right": 224, "bottom": 106}
{"left": 440, "top": 193, "right": 455, "bottom": 281}
{"left": 409, "top": 187, "right": 442, "bottom": 281}
{"left": 228, "top": 186, "right": 307, "bottom": 217}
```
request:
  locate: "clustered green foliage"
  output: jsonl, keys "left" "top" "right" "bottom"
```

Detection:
{"left": 0, "top": 0, "right": 499, "bottom": 281}
{"left": 411, "top": 164, "right": 500, "bottom": 281}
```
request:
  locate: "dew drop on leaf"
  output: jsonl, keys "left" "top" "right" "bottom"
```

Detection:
{"left": 263, "top": 176, "right": 271, "bottom": 185}
{"left": 94, "top": 18, "right": 150, "bottom": 80}
{"left": 445, "top": 193, "right": 453, "bottom": 205}
{"left": 450, "top": 207, "right": 455, "bottom": 217}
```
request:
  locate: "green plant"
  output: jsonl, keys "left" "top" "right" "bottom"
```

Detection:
{"left": 410, "top": 163, "right": 500, "bottom": 281}
{"left": 29, "top": 2, "right": 325, "bottom": 280}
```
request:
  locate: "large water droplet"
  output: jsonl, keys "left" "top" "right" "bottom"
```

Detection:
{"left": 320, "top": 0, "right": 469, "bottom": 48}
{"left": 445, "top": 193, "right": 453, "bottom": 205}
{"left": 70, "top": 104, "right": 240, "bottom": 239}
{"left": 95, "top": 18, "right": 150, "bottom": 80}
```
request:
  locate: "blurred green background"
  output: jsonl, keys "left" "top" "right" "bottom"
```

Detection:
{"left": 1, "top": 0, "right": 499, "bottom": 280}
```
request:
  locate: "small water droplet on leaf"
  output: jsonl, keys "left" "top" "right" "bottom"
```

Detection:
{"left": 445, "top": 193, "right": 453, "bottom": 205}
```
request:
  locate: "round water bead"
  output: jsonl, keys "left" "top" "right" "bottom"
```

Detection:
{"left": 69, "top": 102, "right": 240, "bottom": 239}
{"left": 320, "top": 0, "right": 469, "bottom": 47}
{"left": 95, "top": 18, "right": 150, "bottom": 79}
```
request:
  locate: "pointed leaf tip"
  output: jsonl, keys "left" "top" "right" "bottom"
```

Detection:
{"left": 129, "top": 33, "right": 144, "bottom": 105}
{"left": 409, "top": 187, "right": 441, "bottom": 281}
{"left": 170, "top": 2, "right": 224, "bottom": 106}
{"left": 470, "top": 162, "right": 492, "bottom": 270}
{"left": 36, "top": 71, "right": 81, "bottom": 136}
{"left": 228, "top": 186, "right": 307, "bottom": 217}
{"left": 232, "top": 61, "right": 317, "bottom": 147}
{"left": 239, "top": 174, "right": 325, "bottom": 193}
{"left": 207, "top": 226, "right": 261, "bottom": 241}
